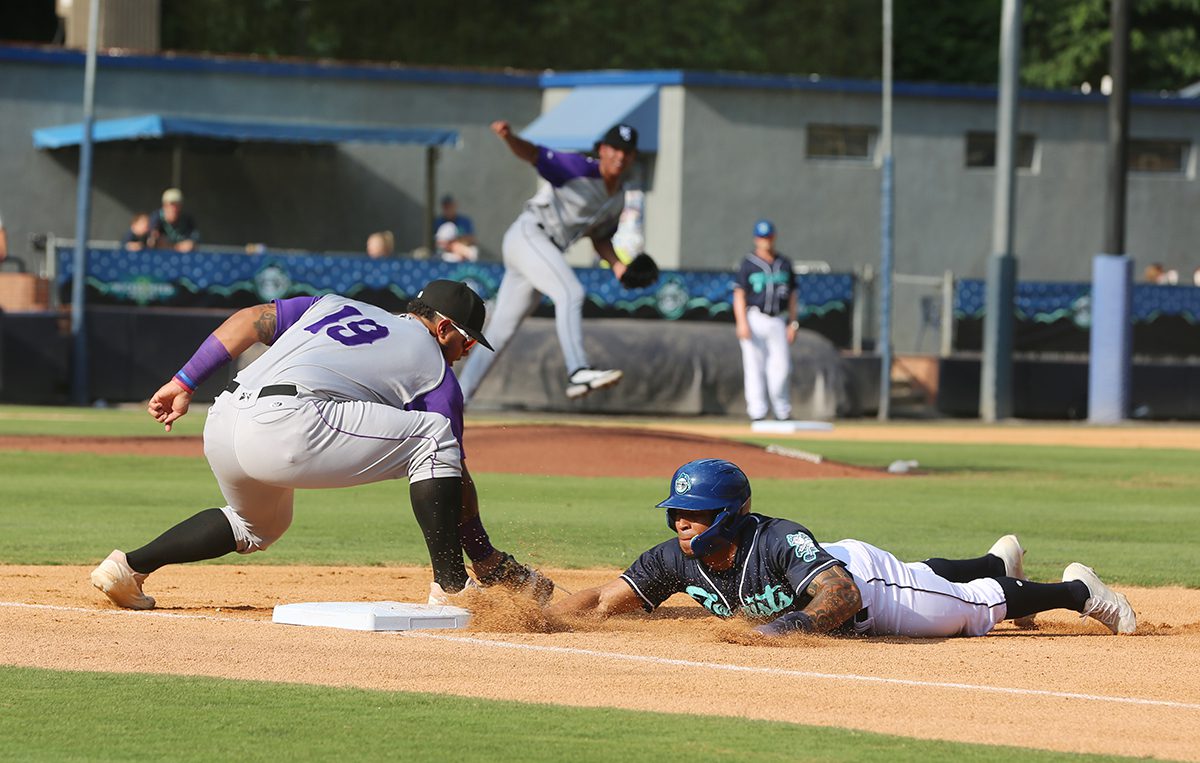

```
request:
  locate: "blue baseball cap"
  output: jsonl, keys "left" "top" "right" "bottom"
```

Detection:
{"left": 753, "top": 219, "right": 776, "bottom": 238}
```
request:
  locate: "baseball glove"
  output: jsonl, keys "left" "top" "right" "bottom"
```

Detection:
{"left": 620, "top": 253, "right": 660, "bottom": 289}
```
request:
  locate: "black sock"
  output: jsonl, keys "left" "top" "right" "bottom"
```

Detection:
{"left": 125, "top": 508, "right": 237, "bottom": 575}
{"left": 458, "top": 515, "right": 497, "bottom": 564}
{"left": 924, "top": 554, "right": 1005, "bottom": 583}
{"left": 996, "top": 577, "right": 1091, "bottom": 621}
{"left": 409, "top": 477, "right": 469, "bottom": 592}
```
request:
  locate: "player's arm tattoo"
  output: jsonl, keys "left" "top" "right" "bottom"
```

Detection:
{"left": 800, "top": 565, "right": 862, "bottom": 633}
{"left": 250, "top": 304, "right": 278, "bottom": 345}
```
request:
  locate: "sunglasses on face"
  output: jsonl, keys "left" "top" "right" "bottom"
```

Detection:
{"left": 437, "top": 313, "right": 476, "bottom": 348}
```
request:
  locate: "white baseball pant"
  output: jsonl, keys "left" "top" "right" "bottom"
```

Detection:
{"left": 457, "top": 211, "right": 588, "bottom": 401}
{"left": 825, "top": 539, "right": 1009, "bottom": 638}
{"left": 739, "top": 307, "right": 792, "bottom": 421}
{"left": 203, "top": 387, "right": 461, "bottom": 553}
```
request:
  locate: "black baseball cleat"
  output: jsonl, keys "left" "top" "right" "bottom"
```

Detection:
{"left": 474, "top": 552, "right": 555, "bottom": 605}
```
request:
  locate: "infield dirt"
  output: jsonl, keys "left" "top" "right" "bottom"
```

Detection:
{"left": 2, "top": 422, "right": 1198, "bottom": 760}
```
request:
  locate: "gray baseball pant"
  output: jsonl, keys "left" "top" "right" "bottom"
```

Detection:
{"left": 458, "top": 211, "right": 589, "bottom": 401}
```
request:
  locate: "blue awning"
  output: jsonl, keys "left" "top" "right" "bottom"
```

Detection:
{"left": 521, "top": 85, "right": 658, "bottom": 152}
{"left": 33, "top": 114, "right": 460, "bottom": 149}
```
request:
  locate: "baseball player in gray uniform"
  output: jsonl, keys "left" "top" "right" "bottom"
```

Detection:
{"left": 732, "top": 219, "right": 800, "bottom": 422}
{"left": 550, "top": 459, "right": 1136, "bottom": 638}
{"left": 91, "top": 280, "right": 552, "bottom": 610}
{"left": 456, "top": 121, "right": 637, "bottom": 402}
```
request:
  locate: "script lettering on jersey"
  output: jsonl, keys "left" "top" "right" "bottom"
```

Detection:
{"left": 303, "top": 305, "right": 390, "bottom": 347}
{"left": 684, "top": 585, "right": 732, "bottom": 617}
{"left": 786, "top": 532, "right": 819, "bottom": 562}
{"left": 748, "top": 271, "right": 792, "bottom": 294}
{"left": 741, "top": 583, "right": 795, "bottom": 618}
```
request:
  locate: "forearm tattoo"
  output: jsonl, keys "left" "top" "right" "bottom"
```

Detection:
{"left": 802, "top": 566, "right": 862, "bottom": 633}
{"left": 251, "top": 305, "right": 278, "bottom": 345}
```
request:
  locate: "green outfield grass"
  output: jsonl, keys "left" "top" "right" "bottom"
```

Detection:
{"left": 0, "top": 404, "right": 208, "bottom": 437}
{"left": 0, "top": 666, "right": 1153, "bottom": 763}
{"left": 0, "top": 406, "right": 1198, "bottom": 585}
{"left": 1, "top": 406, "right": 1195, "bottom": 762}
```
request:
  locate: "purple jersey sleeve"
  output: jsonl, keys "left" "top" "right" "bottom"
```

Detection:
{"left": 535, "top": 146, "right": 600, "bottom": 188}
{"left": 406, "top": 364, "right": 466, "bottom": 459}
{"left": 271, "top": 296, "right": 321, "bottom": 344}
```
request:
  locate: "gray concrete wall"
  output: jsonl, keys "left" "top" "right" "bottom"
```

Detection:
{"left": 678, "top": 87, "right": 883, "bottom": 274}
{"left": 0, "top": 53, "right": 542, "bottom": 270}
{"left": 676, "top": 84, "right": 1200, "bottom": 283}
{"left": 5, "top": 49, "right": 1198, "bottom": 304}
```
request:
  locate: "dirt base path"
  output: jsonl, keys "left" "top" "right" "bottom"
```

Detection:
{"left": 3, "top": 565, "right": 1199, "bottom": 761}
{"left": 3, "top": 421, "right": 1198, "bottom": 758}
{"left": 0, "top": 424, "right": 883, "bottom": 479}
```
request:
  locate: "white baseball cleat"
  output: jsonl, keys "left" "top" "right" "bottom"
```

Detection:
{"left": 427, "top": 578, "right": 480, "bottom": 606}
{"left": 565, "top": 368, "right": 624, "bottom": 400}
{"left": 1063, "top": 562, "right": 1136, "bottom": 635}
{"left": 988, "top": 534, "right": 1037, "bottom": 628}
{"left": 90, "top": 550, "right": 155, "bottom": 610}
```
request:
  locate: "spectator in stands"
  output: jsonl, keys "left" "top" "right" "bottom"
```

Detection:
{"left": 121, "top": 213, "right": 151, "bottom": 250}
{"left": 1145, "top": 262, "right": 1180, "bottom": 285}
{"left": 435, "top": 220, "right": 479, "bottom": 263}
{"left": 1194, "top": 266, "right": 1200, "bottom": 287}
{"left": 147, "top": 188, "right": 200, "bottom": 252}
{"left": 434, "top": 195, "right": 476, "bottom": 245}
{"left": 366, "top": 230, "right": 395, "bottom": 259}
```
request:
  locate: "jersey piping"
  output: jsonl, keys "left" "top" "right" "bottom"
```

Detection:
{"left": 860, "top": 576, "right": 1007, "bottom": 610}
{"left": 620, "top": 574, "right": 656, "bottom": 610}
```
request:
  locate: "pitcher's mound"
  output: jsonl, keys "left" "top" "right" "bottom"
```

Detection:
{"left": 466, "top": 425, "right": 883, "bottom": 480}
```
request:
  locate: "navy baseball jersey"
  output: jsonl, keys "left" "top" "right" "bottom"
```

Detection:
{"left": 620, "top": 515, "right": 845, "bottom": 620}
{"left": 734, "top": 253, "right": 797, "bottom": 317}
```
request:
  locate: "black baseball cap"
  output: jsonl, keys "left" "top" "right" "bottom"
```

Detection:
{"left": 600, "top": 123, "right": 639, "bottom": 152}
{"left": 416, "top": 279, "right": 494, "bottom": 351}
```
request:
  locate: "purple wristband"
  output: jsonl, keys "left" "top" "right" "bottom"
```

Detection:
{"left": 174, "top": 334, "right": 232, "bottom": 392}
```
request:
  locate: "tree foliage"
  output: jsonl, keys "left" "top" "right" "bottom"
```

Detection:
{"left": 156, "top": 0, "right": 1200, "bottom": 92}
{"left": 1023, "top": 0, "right": 1200, "bottom": 91}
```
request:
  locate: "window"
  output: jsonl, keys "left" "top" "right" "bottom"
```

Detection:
{"left": 806, "top": 124, "right": 875, "bottom": 159}
{"left": 965, "top": 132, "right": 1037, "bottom": 169}
{"left": 1128, "top": 139, "right": 1189, "bottom": 173}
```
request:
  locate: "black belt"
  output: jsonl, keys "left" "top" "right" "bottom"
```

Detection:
{"left": 225, "top": 381, "right": 298, "bottom": 398}
{"left": 854, "top": 607, "right": 870, "bottom": 623}
{"left": 535, "top": 222, "right": 566, "bottom": 252}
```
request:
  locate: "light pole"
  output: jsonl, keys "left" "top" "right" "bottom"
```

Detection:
{"left": 70, "top": 0, "right": 101, "bottom": 406}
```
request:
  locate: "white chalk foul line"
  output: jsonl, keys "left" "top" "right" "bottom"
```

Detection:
{"left": 400, "top": 631, "right": 1200, "bottom": 711}
{"left": 4, "top": 601, "right": 1198, "bottom": 712}
{"left": 0, "top": 601, "right": 251, "bottom": 624}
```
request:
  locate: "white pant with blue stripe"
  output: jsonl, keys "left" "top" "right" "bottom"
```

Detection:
{"left": 825, "top": 539, "right": 1008, "bottom": 637}
{"left": 739, "top": 307, "right": 792, "bottom": 420}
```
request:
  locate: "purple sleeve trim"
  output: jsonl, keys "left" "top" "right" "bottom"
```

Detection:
{"left": 272, "top": 296, "right": 320, "bottom": 343}
{"left": 535, "top": 146, "right": 600, "bottom": 188}
{"left": 174, "top": 334, "right": 232, "bottom": 392}
{"left": 406, "top": 365, "right": 466, "bottom": 459}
